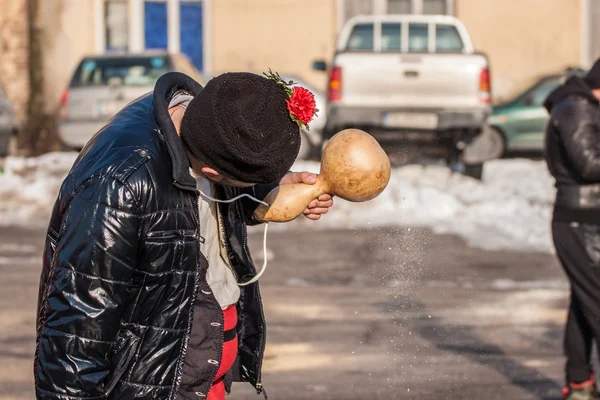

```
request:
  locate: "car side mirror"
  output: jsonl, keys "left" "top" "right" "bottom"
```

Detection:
{"left": 312, "top": 60, "right": 327, "bottom": 72}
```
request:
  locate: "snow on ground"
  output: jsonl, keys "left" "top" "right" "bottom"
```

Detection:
{"left": 0, "top": 152, "right": 79, "bottom": 227}
{"left": 284, "top": 158, "right": 556, "bottom": 253}
{"left": 0, "top": 152, "right": 556, "bottom": 253}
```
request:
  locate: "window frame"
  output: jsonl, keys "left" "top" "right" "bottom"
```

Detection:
{"left": 104, "top": 0, "right": 129, "bottom": 52}
{"left": 344, "top": 22, "right": 377, "bottom": 52}
{"left": 381, "top": 22, "right": 403, "bottom": 52}
{"left": 433, "top": 23, "right": 465, "bottom": 53}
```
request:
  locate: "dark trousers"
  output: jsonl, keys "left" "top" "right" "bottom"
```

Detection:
{"left": 553, "top": 220, "right": 600, "bottom": 383}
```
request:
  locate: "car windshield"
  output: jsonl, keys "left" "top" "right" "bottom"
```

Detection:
{"left": 70, "top": 56, "right": 171, "bottom": 87}
{"left": 520, "top": 76, "right": 563, "bottom": 106}
{"left": 496, "top": 75, "right": 561, "bottom": 107}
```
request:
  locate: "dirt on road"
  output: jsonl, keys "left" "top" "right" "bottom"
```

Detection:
{"left": 0, "top": 224, "right": 569, "bottom": 400}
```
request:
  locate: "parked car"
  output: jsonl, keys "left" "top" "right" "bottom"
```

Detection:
{"left": 0, "top": 83, "right": 18, "bottom": 157}
{"left": 59, "top": 51, "right": 205, "bottom": 150}
{"left": 201, "top": 71, "right": 326, "bottom": 160}
{"left": 313, "top": 14, "right": 492, "bottom": 179}
{"left": 486, "top": 68, "right": 586, "bottom": 156}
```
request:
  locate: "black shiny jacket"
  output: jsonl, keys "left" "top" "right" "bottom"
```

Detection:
{"left": 34, "top": 73, "right": 274, "bottom": 399}
{"left": 545, "top": 76, "right": 600, "bottom": 223}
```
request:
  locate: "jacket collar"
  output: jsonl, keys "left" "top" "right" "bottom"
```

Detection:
{"left": 153, "top": 72, "right": 203, "bottom": 191}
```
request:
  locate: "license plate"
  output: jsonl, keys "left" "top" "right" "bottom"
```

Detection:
{"left": 97, "top": 100, "right": 125, "bottom": 117}
{"left": 383, "top": 112, "right": 438, "bottom": 129}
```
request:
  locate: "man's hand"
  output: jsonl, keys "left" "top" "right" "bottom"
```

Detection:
{"left": 280, "top": 171, "right": 334, "bottom": 220}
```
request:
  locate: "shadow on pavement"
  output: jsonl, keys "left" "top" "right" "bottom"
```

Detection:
{"left": 417, "top": 316, "right": 562, "bottom": 400}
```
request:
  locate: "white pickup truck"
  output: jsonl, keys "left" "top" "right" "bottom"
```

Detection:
{"left": 314, "top": 14, "right": 492, "bottom": 178}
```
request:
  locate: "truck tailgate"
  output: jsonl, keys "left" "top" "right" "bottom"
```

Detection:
{"left": 335, "top": 52, "right": 488, "bottom": 109}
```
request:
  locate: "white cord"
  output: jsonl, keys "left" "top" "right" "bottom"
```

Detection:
{"left": 197, "top": 188, "right": 271, "bottom": 286}
{"left": 238, "top": 222, "right": 269, "bottom": 286}
{"left": 198, "top": 191, "right": 270, "bottom": 207}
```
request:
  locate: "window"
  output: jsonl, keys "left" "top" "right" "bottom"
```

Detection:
{"left": 70, "top": 56, "right": 172, "bottom": 88}
{"left": 523, "top": 77, "right": 562, "bottom": 107}
{"left": 105, "top": 0, "right": 128, "bottom": 51}
{"left": 382, "top": 23, "right": 402, "bottom": 51}
{"left": 408, "top": 23, "right": 429, "bottom": 52}
{"left": 343, "top": 0, "right": 373, "bottom": 23}
{"left": 340, "top": 1, "right": 453, "bottom": 27}
{"left": 423, "top": 0, "right": 447, "bottom": 14}
{"left": 387, "top": 0, "right": 411, "bottom": 13}
{"left": 144, "top": 0, "right": 168, "bottom": 50}
{"left": 346, "top": 23, "right": 374, "bottom": 51}
{"left": 435, "top": 24, "right": 463, "bottom": 52}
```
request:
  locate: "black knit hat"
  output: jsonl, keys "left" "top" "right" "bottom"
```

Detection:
{"left": 180, "top": 72, "right": 301, "bottom": 184}
{"left": 585, "top": 59, "right": 600, "bottom": 89}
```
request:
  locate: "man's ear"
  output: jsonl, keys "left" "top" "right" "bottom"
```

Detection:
{"left": 201, "top": 167, "right": 220, "bottom": 180}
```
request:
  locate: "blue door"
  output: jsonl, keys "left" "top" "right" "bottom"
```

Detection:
{"left": 180, "top": 1, "right": 203, "bottom": 71}
{"left": 144, "top": 1, "right": 168, "bottom": 50}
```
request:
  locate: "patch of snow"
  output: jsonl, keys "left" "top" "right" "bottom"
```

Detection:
{"left": 0, "top": 152, "right": 556, "bottom": 253}
{"left": 0, "top": 152, "right": 78, "bottom": 227}
{"left": 282, "top": 158, "right": 556, "bottom": 253}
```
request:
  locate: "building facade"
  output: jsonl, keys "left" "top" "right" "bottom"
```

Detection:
{"left": 0, "top": 0, "right": 597, "bottom": 124}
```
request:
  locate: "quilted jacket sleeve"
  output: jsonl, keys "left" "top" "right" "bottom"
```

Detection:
{"left": 555, "top": 98, "right": 600, "bottom": 182}
{"left": 35, "top": 175, "right": 142, "bottom": 399}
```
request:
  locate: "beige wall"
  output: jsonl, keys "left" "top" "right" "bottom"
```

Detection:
{"left": 0, "top": 0, "right": 96, "bottom": 122}
{"left": 456, "top": 0, "right": 581, "bottom": 102}
{"left": 44, "top": 0, "right": 96, "bottom": 111}
{"left": 4, "top": 0, "right": 580, "bottom": 117}
{"left": 210, "top": 0, "right": 338, "bottom": 92}
{"left": 0, "top": 0, "right": 29, "bottom": 122}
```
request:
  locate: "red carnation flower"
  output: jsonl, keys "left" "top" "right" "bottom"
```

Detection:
{"left": 285, "top": 86, "right": 317, "bottom": 125}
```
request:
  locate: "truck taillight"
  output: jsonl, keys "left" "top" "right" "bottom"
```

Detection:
{"left": 479, "top": 67, "right": 491, "bottom": 104}
{"left": 59, "top": 89, "right": 69, "bottom": 120}
{"left": 328, "top": 66, "right": 342, "bottom": 103}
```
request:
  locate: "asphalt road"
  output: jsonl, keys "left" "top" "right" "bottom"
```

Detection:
{"left": 0, "top": 224, "right": 571, "bottom": 400}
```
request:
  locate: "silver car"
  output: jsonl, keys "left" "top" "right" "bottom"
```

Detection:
{"left": 59, "top": 51, "right": 205, "bottom": 150}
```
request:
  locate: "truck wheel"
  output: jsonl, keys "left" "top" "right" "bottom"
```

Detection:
{"left": 463, "top": 163, "right": 484, "bottom": 180}
{"left": 461, "top": 125, "right": 505, "bottom": 164}
{"left": 449, "top": 158, "right": 484, "bottom": 180}
{"left": 485, "top": 126, "right": 506, "bottom": 159}
{"left": 0, "top": 132, "right": 11, "bottom": 157}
